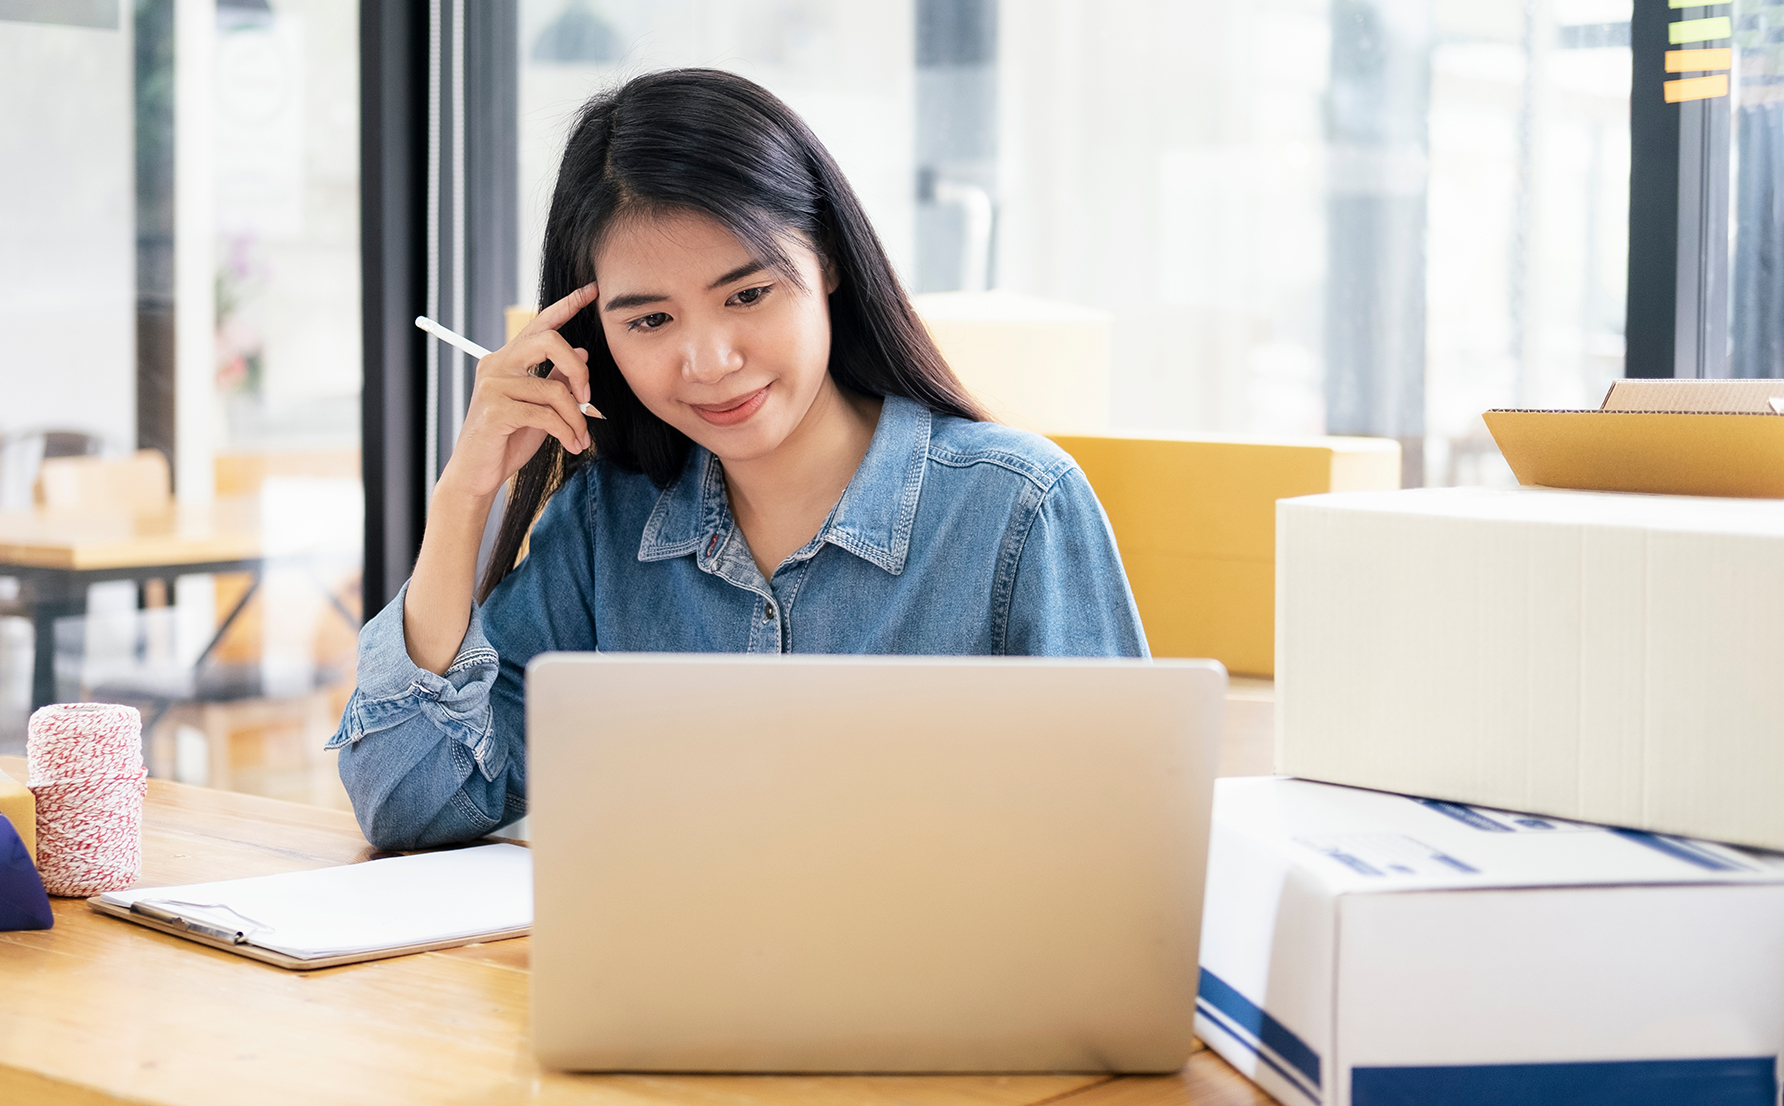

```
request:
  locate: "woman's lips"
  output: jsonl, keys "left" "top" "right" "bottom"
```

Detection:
{"left": 691, "top": 385, "right": 770, "bottom": 427}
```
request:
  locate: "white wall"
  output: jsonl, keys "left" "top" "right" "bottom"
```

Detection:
{"left": 0, "top": 16, "right": 135, "bottom": 451}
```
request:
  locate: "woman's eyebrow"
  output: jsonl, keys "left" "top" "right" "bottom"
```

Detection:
{"left": 602, "top": 291, "right": 667, "bottom": 313}
{"left": 601, "top": 262, "right": 767, "bottom": 314}
{"left": 707, "top": 261, "right": 766, "bottom": 290}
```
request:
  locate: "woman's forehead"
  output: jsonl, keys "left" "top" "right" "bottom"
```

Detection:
{"left": 592, "top": 208, "right": 813, "bottom": 285}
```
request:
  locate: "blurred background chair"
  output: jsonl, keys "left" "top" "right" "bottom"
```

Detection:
{"left": 0, "top": 430, "right": 109, "bottom": 750}
{"left": 0, "top": 429, "right": 109, "bottom": 617}
{"left": 0, "top": 429, "right": 104, "bottom": 513}
{"left": 33, "top": 449, "right": 171, "bottom": 511}
{"left": 23, "top": 447, "right": 255, "bottom": 730}
{"left": 5, "top": 447, "right": 359, "bottom": 808}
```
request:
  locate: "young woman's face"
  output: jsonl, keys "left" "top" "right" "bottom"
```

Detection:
{"left": 593, "top": 209, "right": 838, "bottom": 464}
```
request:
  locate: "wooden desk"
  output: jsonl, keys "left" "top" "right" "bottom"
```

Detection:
{"left": 0, "top": 500, "right": 265, "bottom": 710}
{"left": 0, "top": 757, "right": 1270, "bottom": 1106}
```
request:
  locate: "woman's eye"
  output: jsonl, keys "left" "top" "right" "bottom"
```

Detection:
{"left": 730, "top": 285, "right": 771, "bottom": 307}
{"left": 629, "top": 312, "right": 671, "bottom": 331}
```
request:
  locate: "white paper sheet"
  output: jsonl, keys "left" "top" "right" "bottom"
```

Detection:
{"left": 97, "top": 843, "right": 532, "bottom": 959}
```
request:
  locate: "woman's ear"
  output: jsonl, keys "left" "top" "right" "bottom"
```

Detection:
{"left": 823, "top": 254, "right": 841, "bottom": 295}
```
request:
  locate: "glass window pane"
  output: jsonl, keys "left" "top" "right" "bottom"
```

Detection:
{"left": 1731, "top": 0, "right": 1784, "bottom": 377}
{"left": 0, "top": 1, "right": 363, "bottom": 811}
{"left": 518, "top": 1, "right": 917, "bottom": 310}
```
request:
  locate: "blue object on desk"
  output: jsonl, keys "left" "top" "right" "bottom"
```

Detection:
{"left": 0, "top": 818, "right": 52, "bottom": 931}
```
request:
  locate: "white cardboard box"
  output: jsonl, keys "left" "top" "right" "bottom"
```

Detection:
{"left": 1276, "top": 486, "right": 1784, "bottom": 849}
{"left": 1197, "top": 777, "right": 1784, "bottom": 1106}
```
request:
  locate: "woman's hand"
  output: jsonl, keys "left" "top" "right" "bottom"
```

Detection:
{"left": 403, "top": 282, "right": 602, "bottom": 674}
{"left": 436, "top": 282, "right": 604, "bottom": 502}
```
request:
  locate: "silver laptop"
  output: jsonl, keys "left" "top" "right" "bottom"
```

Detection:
{"left": 526, "top": 654, "right": 1224, "bottom": 1073}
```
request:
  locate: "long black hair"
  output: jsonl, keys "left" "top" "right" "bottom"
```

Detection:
{"left": 478, "top": 68, "right": 986, "bottom": 600}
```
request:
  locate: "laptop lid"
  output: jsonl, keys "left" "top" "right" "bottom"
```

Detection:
{"left": 527, "top": 654, "right": 1224, "bottom": 1073}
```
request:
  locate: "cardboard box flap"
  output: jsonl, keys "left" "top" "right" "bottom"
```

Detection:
{"left": 1601, "top": 378, "right": 1784, "bottom": 413}
{"left": 1218, "top": 778, "right": 1784, "bottom": 895}
{"left": 1483, "top": 409, "right": 1784, "bottom": 498}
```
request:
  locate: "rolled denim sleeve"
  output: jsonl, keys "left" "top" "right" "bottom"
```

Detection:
{"left": 326, "top": 582, "right": 514, "bottom": 849}
{"left": 329, "top": 469, "right": 598, "bottom": 849}
{"left": 1003, "top": 466, "right": 1149, "bottom": 657}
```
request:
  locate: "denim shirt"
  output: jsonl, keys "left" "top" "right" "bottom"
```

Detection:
{"left": 329, "top": 396, "right": 1148, "bottom": 848}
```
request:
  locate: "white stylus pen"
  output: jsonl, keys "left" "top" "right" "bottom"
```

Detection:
{"left": 414, "top": 314, "right": 492, "bottom": 359}
{"left": 414, "top": 315, "right": 602, "bottom": 418}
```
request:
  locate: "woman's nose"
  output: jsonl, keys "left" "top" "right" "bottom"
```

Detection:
{"left": 681, "top": 326, "right": 743, "bottom": 383}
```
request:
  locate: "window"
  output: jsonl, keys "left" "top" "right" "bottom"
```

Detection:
{"left": 0, "top": 0, "right": 363, "bottom": 808}
{"left": 497, "top": 0, "right": 1635, "bottom": 491}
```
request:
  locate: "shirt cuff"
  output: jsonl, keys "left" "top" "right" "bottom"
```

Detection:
{"left": 324, "top": 580, "right": 505, "bottom": 779}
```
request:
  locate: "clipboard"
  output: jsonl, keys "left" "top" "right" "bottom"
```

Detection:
{"left": 86, "top": 895, "right": 529, "bottom": 970}
{"left": 87, "top": 842, "right": 532, "bottom": 971}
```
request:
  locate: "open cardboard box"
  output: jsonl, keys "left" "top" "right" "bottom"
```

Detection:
{"left": 1484, "top": 379, "right": 1784, "bottom": 498}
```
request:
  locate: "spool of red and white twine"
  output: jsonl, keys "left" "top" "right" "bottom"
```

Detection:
{"left": 27, "top": 703, "right": 148, "bottom": 897}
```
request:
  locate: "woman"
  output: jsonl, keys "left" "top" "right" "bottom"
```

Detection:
{"left": 331, "top": 69, "right": 1146, "bottom": 849}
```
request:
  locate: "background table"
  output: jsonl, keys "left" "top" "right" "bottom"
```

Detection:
{"left": 0, "top": 500, "right": 264, "bottom": 710}
{"left": 0, "top": 756, "right": 1271, "bottom": 1106}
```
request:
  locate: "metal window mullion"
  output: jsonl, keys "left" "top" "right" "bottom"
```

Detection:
{"left": 424, "top": 0, "right": 443, "bottom": 503}
{"left": 450, "top": 0, "right": 468, "bottom": 447}
{"left": 1670, "top": 4, "right": 1732, "bottom": 378}
{"left": 1674, "top": 95, "right": 1732, "bottom": 378}
{"left": 1698, "top": 93, "right": 1731, "bottom": 377}
{"left": 1625, "top": 0, "right": 1682, "bottom": 377}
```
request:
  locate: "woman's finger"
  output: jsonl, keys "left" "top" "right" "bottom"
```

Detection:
{"left": 488, "top": 390, "right": 588, "bottom": 455}
{"left": 538, "top": 346, "right": 602, "bottom": 419}
{"left": 488, "top": 327, "right": 592, "bottom": 407}
{"left": 528, "top": 329, "right": 594, "bottom": 405}
{"left": 522, "top": 281, "right": 599, "bottom": 338}
{"left": 474, "top": 367, "right": 587, "bottom": 438}
{"left": 501, "top": 375, "right": 594, "bottom": 447}
{"left": 565, "top": 349, "right": 603, "bottom": 418}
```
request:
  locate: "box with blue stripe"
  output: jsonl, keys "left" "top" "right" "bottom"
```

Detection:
{"left": 1197, "top": 777, "right": 1784, "bottom": 1105}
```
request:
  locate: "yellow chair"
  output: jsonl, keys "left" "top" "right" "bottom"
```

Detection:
{"left": 1052, "top": 434, "right": 1400, "bottom": 677}
{"left": 34, "top": 449, "right": 170, "bottom": 511}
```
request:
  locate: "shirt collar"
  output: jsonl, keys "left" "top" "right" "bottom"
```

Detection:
{"left": 636, "top": 394, "right": 930, "bottom": 576}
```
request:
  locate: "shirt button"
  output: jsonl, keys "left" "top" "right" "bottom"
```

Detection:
{"left": 764, "top": 601, "right": 776, "bottom": 620}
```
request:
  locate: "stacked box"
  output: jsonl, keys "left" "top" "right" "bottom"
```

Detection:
{"left": 1198, "top": 776, "right": 1784, "bottom": 1106}
{"left": 1057, "top": 435, "right": 1399, "bottom": 676}
{"left": 1276, "top": 486, "right": 1784, "bottom": 850}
